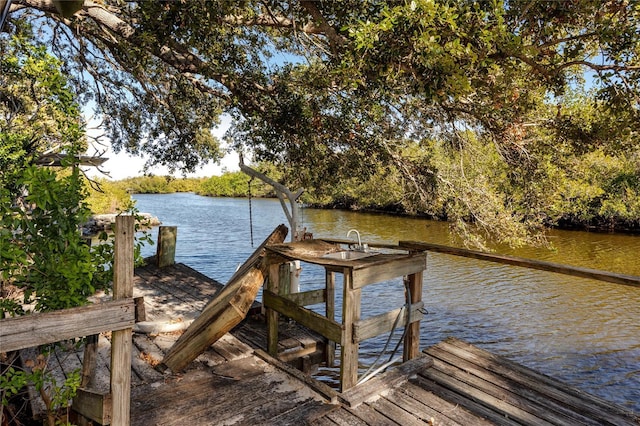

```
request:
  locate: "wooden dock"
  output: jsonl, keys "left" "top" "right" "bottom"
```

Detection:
{"left": 330, "top": 338, "right": 639, "bottom": 426}
{"left": 22, "top": 261, "right": 639, "bottom": 425}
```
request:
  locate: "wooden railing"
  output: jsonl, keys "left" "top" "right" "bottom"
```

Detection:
{"left": 0, "top": 215, "right": 136, "bottom": 425}
{"left": 398, "top": 241, "right": 640, "bottom": 288}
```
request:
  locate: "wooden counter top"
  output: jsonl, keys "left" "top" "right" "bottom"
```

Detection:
{"left": 266, "top": 239, "right": 424, "bottom": 271}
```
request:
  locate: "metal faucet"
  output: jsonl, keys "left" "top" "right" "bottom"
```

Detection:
{"left": 347, "top": 229, "right": 368, "bottom": 252}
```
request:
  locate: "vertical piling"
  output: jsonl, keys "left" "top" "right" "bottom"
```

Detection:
{"left": 325, "top": 270, "right": 336, "bottom": 368}
{"left": 111, "top": 215, "right": 134, "bottom": 425}
{"left": 156, "top": 226, "right": 177, "bottom": 268}
{"left": 267, "top": 261, "right": 281, "bottom": 357}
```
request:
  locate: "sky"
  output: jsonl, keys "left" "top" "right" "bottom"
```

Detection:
{"left": 84, "top": 115, "right": 240, "bottom": 181}
{"left": 84, "top": 146, "right": 240, "bottom": 181}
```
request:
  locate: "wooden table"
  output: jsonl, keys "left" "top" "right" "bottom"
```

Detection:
{"left": 264, "top": 239, "right": 427, "bottom": 391}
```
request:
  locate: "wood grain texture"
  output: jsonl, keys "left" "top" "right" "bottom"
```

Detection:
{"left": 0, "top": 299, "right": 134, "bottom": 352}
{"left": 399, "top": 241, "right": 640, "bottom": 287}
{"left": 111, "top": 215, "right": 134, "bottom": 426}
{"left": 162, "top": 225, "right": 287, "bottom": 371}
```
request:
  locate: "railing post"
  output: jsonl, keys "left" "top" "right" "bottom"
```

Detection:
{"left": 325, "top": 270, "right": 336, "bottom": 368}
{"left": 80, "top": 334, "right": 98, "bottom": 388}
{"left": 111, "top": 215, "right": 134, "bottom": 425}
{"left": 403, "top": 269, "right": 423, "bottom": 361}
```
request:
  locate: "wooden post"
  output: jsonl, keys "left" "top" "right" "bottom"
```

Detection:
{"left": 134, "top": 296, "right": 146, "bottom": 322}
{"left": 156, "top": 226, "right": 177, "bottom": 268}
{"left": 403, "top": 270, "right": 423, "bottom": 362}
{"left": 80, "top": 334, "right": 98, "bottom": 388}
{"left": 340, "top": 270, "right": 361, "bottom": 391}
{"left": 279, "top": 263, "right": 291, "bottom": 297}
{"left": 111, "top": 215, "right": 134, "bottom": 426}
{"left": 325, "top": 270, "right": 336, "bottom": 368}
{"left": 267, "top": 262, "right": 281, "bottom": 357}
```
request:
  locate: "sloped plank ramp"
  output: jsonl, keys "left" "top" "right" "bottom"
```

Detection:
{"left": 162, "top": 224, "right": 288, "bottom": 372}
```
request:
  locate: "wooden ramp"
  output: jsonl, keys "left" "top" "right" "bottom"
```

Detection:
{"left": 162, "top": 224, "right": 288, "bottom": 372}
{"left": 308, "top": 338, "right": 639, "bottom": 426}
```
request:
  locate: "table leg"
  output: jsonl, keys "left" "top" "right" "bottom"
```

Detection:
{"left": 340, "top": 271, "right": 361, "bottom": 391}
{"left": 266, "top": 263, "right": 281, "bottom": 357}
{"left": 325, "top": 270, "right": 336, "bottom": 367}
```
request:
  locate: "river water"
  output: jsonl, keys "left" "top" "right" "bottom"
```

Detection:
{"left": 133, "top": 193, "right": 640, "bottom": 411}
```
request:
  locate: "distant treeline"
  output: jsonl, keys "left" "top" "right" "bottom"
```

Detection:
{"left": 86, "top": 172, "right": 275, "bottom": 214}
{"left": 87, "top": 160, "right": 640, "bottom": 234}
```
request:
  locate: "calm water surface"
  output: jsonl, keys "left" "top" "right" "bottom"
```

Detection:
{"left": 133, "top": 193, "right": 640, "bottom": 411}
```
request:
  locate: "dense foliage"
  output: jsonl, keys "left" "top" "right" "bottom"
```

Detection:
{"left": 198, "top": 171, "right": 274, "bottom": 198}
{"left": 0, "top": 33, "right": 90, "bottom": 425}
{"left": 0, "top": 32, "right": 147, "bottom": 425}
{"left": 85, "top": 177, "right": 131, "bottom": 213}
{"left": 4, "top": 0, "right": 639, "bottom": 245}
{"left": 0, "top": 34, "right": 100, "bottom": 314}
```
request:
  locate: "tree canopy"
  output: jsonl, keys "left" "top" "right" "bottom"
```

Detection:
{"left": 3, "top": 0, "right": 639, "bottom": 246}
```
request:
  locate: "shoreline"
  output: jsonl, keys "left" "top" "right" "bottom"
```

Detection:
{"left": 136, "top": 191, "right": 640, "bottom": 235}
{"left": 83, "top": 212, "right": 161, "bottom": 236}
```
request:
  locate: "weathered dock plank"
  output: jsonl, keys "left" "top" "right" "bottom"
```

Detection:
{"left": 339, "top": 355, "right": 432, "bottom": 408}
{"left": 129, "top": 339, "right": 164, "bottom": 384}
{"left": 412, "top": 375, "right": 522, "bottom": 426}
{"left": 130, "top": 356, "right": 335, "bottom": 426}
{"left": 421, "top": 365, "right": 555, "bottom": 425}
{"left": 136, "top": 265, "right": 208, "bottom": 309}
{"left": 367, "top": 397, "right": 428, "bottom": 426}
{"left": 383, "top": 388, "right": 457, "bottom": 425}
{"left": 266, "top": 399, "right": 338, "bottom": 425}
{"left": 341, "top": 403, "right": 402, "bottom": 425}
{"left": 425, "top": 344, "right": 603, "bottom": 425}
{"left": 421, "top": 337, "right": 639, "bottom": 426}
{"left": 311, "top": 415, "right": 341, "bottom": 426}
{"left": 398, "top": 382, "right": 494, "bottom": 426}
{"left": 131, "top": 262, "right": 225, "bottom": 333}
{"left": 323, "top": 408, "right": 369, "bottom": 425}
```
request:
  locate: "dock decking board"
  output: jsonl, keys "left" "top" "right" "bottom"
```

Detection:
{"left": 425, "top": 347, "right": 600, "bottom": 425}
{"left": 382, "top": 386, "right": 458, "bottom": 425}
{"left": 129, "top": 357, "right": 335, "bottom": 426}
{"left": 421, "top": 338, "right": 639, "bottom": 426}
{"left": 19, "top": 262, "right": 638, "bottom": 425}
{"left": 398, "top": 382, "right": 495, "bottom": 426}
{"left": 434, "top": 338, "right": 610, "bottom": 415}
{"left": 318, "top": 405, "right": 399, "bottom": 426}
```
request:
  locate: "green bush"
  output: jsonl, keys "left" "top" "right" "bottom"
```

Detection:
{"left": 85, "top": 178, "right": 131, "bottom": 214}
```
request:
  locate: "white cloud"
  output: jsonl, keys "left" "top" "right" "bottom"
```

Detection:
{"left": 84, "top": 115, "right": 239, "bottom": 180}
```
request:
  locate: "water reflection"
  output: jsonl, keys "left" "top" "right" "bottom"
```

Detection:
{"left": 133, "top": 194, "right": 640, "bottom": 411}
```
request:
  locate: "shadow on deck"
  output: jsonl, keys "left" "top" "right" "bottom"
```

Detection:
{"left": 24, "top": 262, "right": 638, "bottom": 425}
